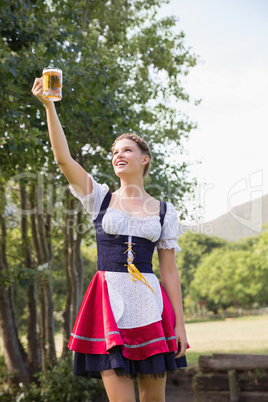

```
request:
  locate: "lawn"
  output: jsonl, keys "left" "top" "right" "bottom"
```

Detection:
{"left": 2, "top": 315, "right": 266, "bottom": 367}
{"left": 185, "top": 315, "right": 268, "bottom": 365}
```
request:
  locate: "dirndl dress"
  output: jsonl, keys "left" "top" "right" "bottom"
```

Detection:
{"left": 67, "top": 174, "right": 187, "bottom": 378}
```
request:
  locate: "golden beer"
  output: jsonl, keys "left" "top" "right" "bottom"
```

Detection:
{"left": 42, "top": 67, "right": 62, "bottom": 101}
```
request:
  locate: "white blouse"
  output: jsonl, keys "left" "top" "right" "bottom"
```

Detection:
{"left": 69, "top": 173, "right": 181, "bottom": 253}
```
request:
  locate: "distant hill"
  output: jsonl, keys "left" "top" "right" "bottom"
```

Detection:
{"left": 196, "top": 193, "right": 268, "bottom": 242}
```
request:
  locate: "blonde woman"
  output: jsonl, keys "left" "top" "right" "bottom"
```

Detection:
{"left": 32, "top": 77, "right": 188, "bottom": 402}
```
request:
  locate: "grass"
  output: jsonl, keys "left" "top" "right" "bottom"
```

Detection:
{"left": 185, "top": 315, "right": 268, "bottom": 365}
{"left": 53, "top": 315, "right": 268, "bottom": 367}
{"left": 1, "top": 315, "right": 267, "bottom": 368}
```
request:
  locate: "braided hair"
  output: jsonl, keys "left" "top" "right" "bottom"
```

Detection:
{"left": 111, "top": 133, "right": 151, "bottom": 177}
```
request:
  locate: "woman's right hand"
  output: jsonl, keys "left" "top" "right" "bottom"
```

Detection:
{"left": 31, "top": 78, "right": 53, "bottom": 108}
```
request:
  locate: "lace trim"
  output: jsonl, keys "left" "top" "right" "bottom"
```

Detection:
{"left": 107, "top": 207, "right": 160, "bottom": 222}
{"left": 155, "top": 240, "right": 181, "bottom": 253}
{"left": 69, "top": 172, "right": 96, "bottom": 202}
{"left": 69, "top": 184, "right": 94, "bottom": 202}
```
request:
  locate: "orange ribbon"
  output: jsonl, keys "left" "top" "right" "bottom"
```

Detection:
{"left": 126, "top": 263, "right": 156, "bottom": 294}
{"left": 124, "top": 242, "right": 156, "bottom": 294}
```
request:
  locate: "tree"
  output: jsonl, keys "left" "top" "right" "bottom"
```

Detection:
{"left": 188, "top": 233, "right": 268, "bottom": 311}
{"left": 0, "top": 0, "right": 199, "bottom": 383}
{"left": 175, "top": 231, "right": 227, "bottom": 301}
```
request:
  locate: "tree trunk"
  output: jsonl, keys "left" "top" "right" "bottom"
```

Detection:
{"left": 61, "top": 193, "right": 82, "bottom": 357}
{"left": 30, "top": 183, "right": 56, "bottom": 368}
{"left": 0, "top": 213, "right": 31, "bottom": 384}
{"left": 30, "top": 186, "right": 46, "bottom": 366}
{"left": 26, "top": 283, "right": 41, "bottom": 373}
{"left": 61, "top": 206, "right": 72, "bottom": 357}
{"left": 19, "top": 180, "right": 41, "bottom": 375}
{"left": 81, "top": 0, "right": 90, "bottom": 30}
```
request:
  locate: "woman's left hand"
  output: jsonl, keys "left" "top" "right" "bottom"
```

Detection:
{"left": 174, "top": 324, "right": 188, "bottom": 358}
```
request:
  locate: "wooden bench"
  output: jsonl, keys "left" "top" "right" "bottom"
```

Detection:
{"left": 193, "top": 353, "right": 268, "bottom": 402}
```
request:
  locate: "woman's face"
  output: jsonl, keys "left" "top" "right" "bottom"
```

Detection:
{"left": 112, "top": 138, "right": 149, "bottom": 178}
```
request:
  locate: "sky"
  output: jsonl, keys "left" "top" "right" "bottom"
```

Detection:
{"left": 160, "top": 0, "right": 268, "bottom": 224}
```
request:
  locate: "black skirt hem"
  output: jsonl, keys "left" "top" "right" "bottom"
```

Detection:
{"left": 74, "top": 346, "right": 187, "bottom": 380}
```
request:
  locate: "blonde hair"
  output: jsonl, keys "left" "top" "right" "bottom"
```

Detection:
{"left": 111, "top": 133, "right": 151, "bottom": 177}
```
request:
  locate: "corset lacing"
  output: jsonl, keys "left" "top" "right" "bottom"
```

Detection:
{"left": 124, "top": 242, "right": 156, "bottom": 294}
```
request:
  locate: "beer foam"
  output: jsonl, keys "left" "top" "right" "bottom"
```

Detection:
{"left": 43, "top": 68, "right": 61, "bottom": 73}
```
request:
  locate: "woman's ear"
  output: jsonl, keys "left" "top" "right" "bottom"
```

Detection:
{"left": 142, "top": 155, "right": 149, "bottom": 165}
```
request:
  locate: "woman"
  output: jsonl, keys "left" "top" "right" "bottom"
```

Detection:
{"left": 32, "top": 77, "right": 188, "bottom": 402}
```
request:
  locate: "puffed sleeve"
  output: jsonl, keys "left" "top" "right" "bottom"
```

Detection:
{"left": 155, "top": 202, "right": 182, "bottom": 253}
{"left": 69, "top": 173, "right": 109, "bottom": 220}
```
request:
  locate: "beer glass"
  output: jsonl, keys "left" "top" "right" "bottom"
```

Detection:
{"left": 42, "top": 67, "right": 62, "bottom": 101}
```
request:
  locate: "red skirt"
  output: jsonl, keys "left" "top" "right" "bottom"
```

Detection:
{"left": 68, "top": 271, "right": 180, "bottom": 361}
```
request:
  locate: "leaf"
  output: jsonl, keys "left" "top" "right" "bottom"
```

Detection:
{"left": 8, "top": 66, "right": 17, "bottom": 77}
{"left": 98, "top": 74, "right": 107, "bottom": 83}
{"left": 38, "top": 42, "right": 48, "bottom": 54}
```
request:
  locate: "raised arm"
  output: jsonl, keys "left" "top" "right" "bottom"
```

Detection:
{"left": 31, "top": 77, "right": 92, "bottom": 197}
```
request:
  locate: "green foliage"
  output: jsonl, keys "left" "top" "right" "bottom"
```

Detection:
{"left": 176, "top": 231, "right": 227, "bottom": 299}
{"left": 185, "top": 228, "right": 268, "bottom": 312}
{"left": 0, "top": 0, "right": 199, "bottom": 211}
{"left": 23, "top": 359, "right": 104, "bottom": 402}
{"left": 0, "top": 357, "right": 105, "bottom": 402}
{"left": 0, "top": 355, "right": 14, "bottom": 401}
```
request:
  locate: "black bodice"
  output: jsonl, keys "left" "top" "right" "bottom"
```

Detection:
{"left": 93, "top": 190, "right": 167, "bottom": 274}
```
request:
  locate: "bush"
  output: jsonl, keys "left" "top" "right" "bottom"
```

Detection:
{"left": 13, "top": 358, "right": 105, "bottom": 402}
{"left": 0, "top": 355, "right": 15, "bottom": 401}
